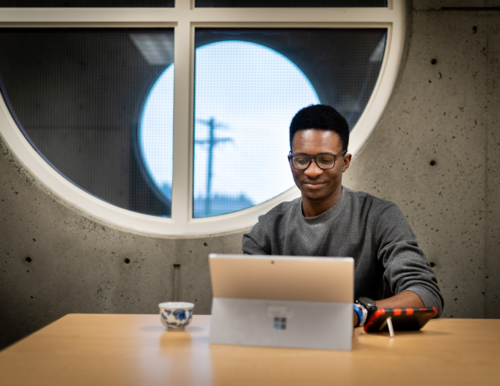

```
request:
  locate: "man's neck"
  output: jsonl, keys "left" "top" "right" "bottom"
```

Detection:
{"left": 301, "top": 187, "right": 343, "bottom": 218}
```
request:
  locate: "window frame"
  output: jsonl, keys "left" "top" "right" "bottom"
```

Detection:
{"left": 0, "top": 0, "right": 406, "bottom": 235}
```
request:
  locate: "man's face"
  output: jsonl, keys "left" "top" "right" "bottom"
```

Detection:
{"left": 289, "top": 129, "right": 350, "bottom": 205}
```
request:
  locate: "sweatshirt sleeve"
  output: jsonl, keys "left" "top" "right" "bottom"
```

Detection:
{"left": 242, "top": 215, "right": 271, "bottom": 255}
{"left": 375, "top": 202, "right": 445, "bottom": 317}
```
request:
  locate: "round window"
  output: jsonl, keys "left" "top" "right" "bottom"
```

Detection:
{"left": 0, "top": 2, "right": 405, "bottom": 235}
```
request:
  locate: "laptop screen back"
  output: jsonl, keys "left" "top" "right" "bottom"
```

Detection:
{"left": 209, "top": 254, "right": 353, "bottom": 303}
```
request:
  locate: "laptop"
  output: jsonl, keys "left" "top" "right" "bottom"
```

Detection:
{"left": 208, "top": 254, "right": 354, "bottom": 351}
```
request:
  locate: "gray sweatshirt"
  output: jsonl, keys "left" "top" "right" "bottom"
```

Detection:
{"left": 242, "top": 187, "right": 444, "bottom": 316}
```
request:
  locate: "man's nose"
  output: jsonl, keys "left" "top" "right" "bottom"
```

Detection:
{"left": 304, "top": 159, "right": 323, "bottom": 178}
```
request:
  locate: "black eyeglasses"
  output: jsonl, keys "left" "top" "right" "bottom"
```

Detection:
{"left": 288, "top": 150, "right": 346, "bottom": 170}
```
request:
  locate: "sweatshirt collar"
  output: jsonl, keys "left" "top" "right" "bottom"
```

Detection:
{"left": 299, "top": 186, "right": 347, "bottom": 225}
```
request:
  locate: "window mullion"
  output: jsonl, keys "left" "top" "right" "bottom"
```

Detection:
{"left": 170, "top": 18, "right": 192, "bottom": 230}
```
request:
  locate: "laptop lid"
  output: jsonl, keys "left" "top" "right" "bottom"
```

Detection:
{"left": 210, "top": 254, "right": 353, "bottom": 302}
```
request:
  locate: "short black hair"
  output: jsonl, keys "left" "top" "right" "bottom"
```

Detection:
{"left": 289, "top": 104, "right": 349, "bottom": 152}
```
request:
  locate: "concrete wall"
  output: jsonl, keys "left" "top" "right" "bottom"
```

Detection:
{"left": 1, "top": 1, "right": 500, "bottom": 350}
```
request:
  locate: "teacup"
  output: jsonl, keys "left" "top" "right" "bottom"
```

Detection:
{"left": 159, "top": 302, "right": 194, "bottom": 331}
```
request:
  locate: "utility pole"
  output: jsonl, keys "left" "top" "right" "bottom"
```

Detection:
{"left": 195, "top": 117, "right": 232, "bottom": 216}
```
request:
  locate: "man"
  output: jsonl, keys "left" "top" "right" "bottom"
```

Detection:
{"left": 242, "top": 104, "right": 444, "bottom": 327}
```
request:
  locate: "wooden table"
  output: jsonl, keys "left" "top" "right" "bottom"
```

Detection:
{"left": 0, "top": 314, "right": 499, "bottom": 386}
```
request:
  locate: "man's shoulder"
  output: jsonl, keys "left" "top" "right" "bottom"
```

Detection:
{"left": 343, "top": 187, "right": 412, "bottom": 236}
{"left": 343, "top": 187, "right": 399, "bottom": 213}
{"left": 258, "top": 197, "right": 300, "bottom": 221}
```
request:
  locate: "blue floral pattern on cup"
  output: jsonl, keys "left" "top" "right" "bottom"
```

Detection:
{"left": 159, "top": 302, "right": 194, "bottom": 331}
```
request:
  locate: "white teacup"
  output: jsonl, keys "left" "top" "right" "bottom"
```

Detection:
{"left": 159, "top": 302, "right": 194, "bottom": 331}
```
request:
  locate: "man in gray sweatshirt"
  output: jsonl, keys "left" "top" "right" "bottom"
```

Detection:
{"left": 242, "top": 104, "right": 444, "bottom": 327}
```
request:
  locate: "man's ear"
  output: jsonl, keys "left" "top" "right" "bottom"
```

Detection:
{"left": 342, "top": 153, "right": 352, "bottom": 172}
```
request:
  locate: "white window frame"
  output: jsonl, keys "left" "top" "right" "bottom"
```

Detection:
{"left": 0, "top": 0, "right": 406, "bottom": 236}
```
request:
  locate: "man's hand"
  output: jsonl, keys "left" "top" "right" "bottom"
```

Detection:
{"left": 353, "top": 310, "right": 359, "bottom": 327}
{"left": 353, "top": 291, "right": 424, "bottom": 327}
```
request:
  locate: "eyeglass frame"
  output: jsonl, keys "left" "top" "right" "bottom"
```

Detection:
{"left": 288, "top": 150, "right": 347, "bottom": 170}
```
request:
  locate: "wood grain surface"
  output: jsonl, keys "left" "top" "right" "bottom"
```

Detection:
{"left": 0, "top": 314, "right": 499, "bottom": 386}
